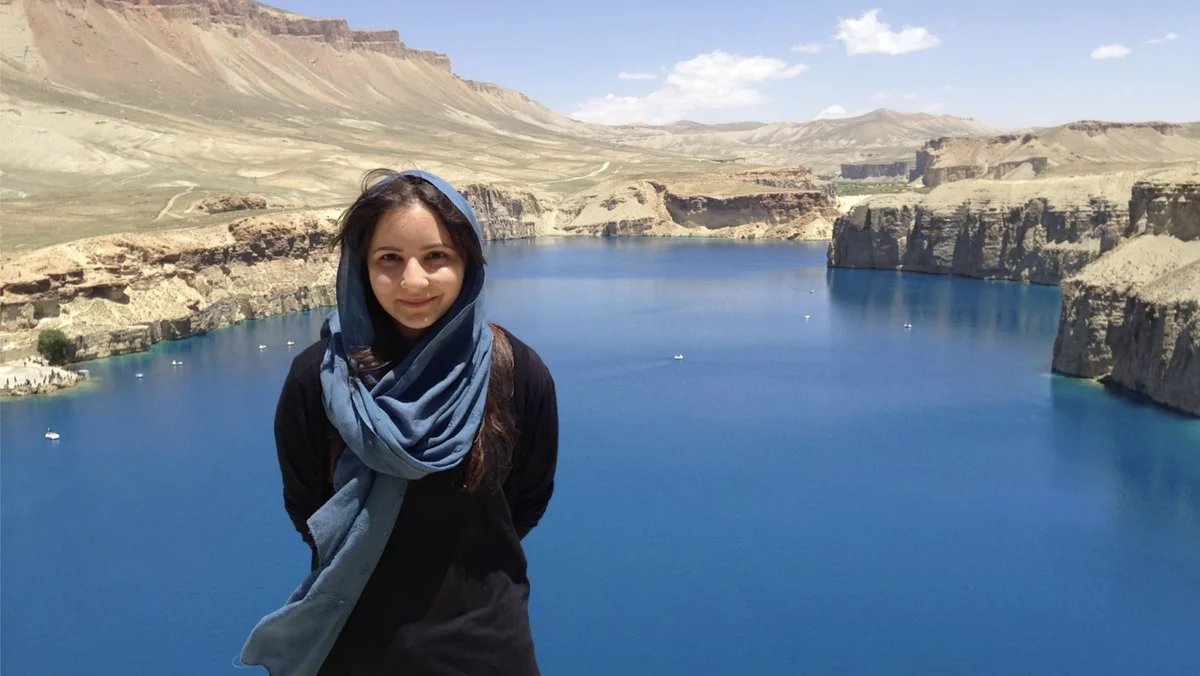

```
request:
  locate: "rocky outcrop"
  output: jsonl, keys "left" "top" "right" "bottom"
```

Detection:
{"left": 0, "top": 209, "right": 345, "bottom": 362}
{"left": 559, "top": 176, "right": 840, "bottom": 240}
{"left": 913, "top": 135, "right": 1050, "bottom": 187}
{"left": 661, "top": 189, "right": 837, "bottom": 239}
{"left": 1063, "top": 121, "right": 1182, "bottom": 137}
{"left": 840, "top": 160, "right": 914, "bottom": 180}
{"left": 734, "top": 168, "right": 836, "bottom": 199}
{"left": 460, "top": 184, "right": 555, "bottom": 240}
{"left": 186, "top": 193, "right": 270, "bottom": 215}
{"left": 827, "top": 191, "right": 1128, "bottom": 284}
{"left": 0, "top": 356, "right": 83, "bottom": 397}
{"left": 1052, "top": 180, "right": 1200, "bottom": 416}
{"left": 909, "top": 121, "right": 1198, "bottom": 187}
{"left": 1127, "top": 181, "right": 1200, "bottom": 242}
{"left": 104, "top": 0, "right": 451, "bottom": 69}
{"left": 918, "top": 157, "right": 1050, "bottom": 187}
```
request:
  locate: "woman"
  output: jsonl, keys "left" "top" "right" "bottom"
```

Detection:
{"left": 239, "top": 169, "right": 559, "bottom": 675}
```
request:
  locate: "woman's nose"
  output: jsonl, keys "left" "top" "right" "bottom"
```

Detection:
{"left": 400, "top": 258, "right": 428, "bottom": 288}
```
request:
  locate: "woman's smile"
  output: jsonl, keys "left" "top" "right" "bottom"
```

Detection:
{"left": 396, "top": 296, "right": 437, "bottom": 309}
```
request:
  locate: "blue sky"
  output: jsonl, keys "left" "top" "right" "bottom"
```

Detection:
{"left": 266, "top": 0, "right": 1198, "bottom": 128}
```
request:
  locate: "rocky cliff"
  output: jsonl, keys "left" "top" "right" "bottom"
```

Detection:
{"left": 105, "top": 0, "right": 451, "bottom": 69}
{"left": 909, "top": 122, "right": 1200, "bottom": 187}
{"left": 0, "top": 209, "right": 343, "bottom": 362}
{"left": 1128, "top": 181, "right": 1200, "bottom": 242}
{"left": 826, "top": 179, "right": 1133, "bottom": 284}
{"left": 559, "top": 172, "right": 840, "bottom": 240}
{"left": 840, "top": 160, "right": 914, "bottom": 180}
{"left": 912, "top": 135, "right": 1050, "bottom": 187}
{"left": 459, "top": 183, "right": 557, "bottom": 240}
{"left": 1052, "top": 180, "right": 1200, "bottom": 416}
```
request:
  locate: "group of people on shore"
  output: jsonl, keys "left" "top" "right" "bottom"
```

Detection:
{"left": 0, "top": 357, "right": 82, "bottom": 397}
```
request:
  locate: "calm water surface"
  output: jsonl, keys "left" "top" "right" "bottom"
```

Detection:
{"left": 3, "top": 238, "right": 1199, "bottom": 675}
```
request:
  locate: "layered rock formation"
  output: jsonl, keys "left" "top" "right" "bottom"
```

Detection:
{"left": 459, "top": 183, "right": 556, "bottom": 240}
{"left": 1052, "top": 180, "right": 1200, "bottom": 416}
{"left": 0, "top": 209, "right": 344, "bottom": 362}
{"left": 826, "top": 179, "right": 1133, "bottom": 284}
{"left": 735, "top": 168, "right": 837, "bottom": 198}
{"left": 912, "top": 135, "right": 1050, "bottom": 187}
{"left": 186, "top": 193, "right": 270, "bottom": 215}
{"left": 1128, "top": 181, "right": 1200, "bottom": 241}
{"left": 559, "top": 173, "right": 839, "bottom": 240}
{"left": 910, "top": 122, "right": 1200, "bottom": 187}
{"left": 106, "top": 0, "right": 451, "bottom": 68}
{"left": 840, "top": 160, "right": 914, "bottom": 180}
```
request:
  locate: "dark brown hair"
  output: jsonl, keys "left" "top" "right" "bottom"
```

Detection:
{"left": 329, "top": 169, "right": 515, "bottom": 493}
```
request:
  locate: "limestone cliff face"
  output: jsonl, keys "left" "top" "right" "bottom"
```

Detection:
{"left": 839, "top": 160, "right": 914, "bottom": 180}
{"left": 827, "top": 194, "right": 1127, "bottom": 284}
{"left": 734, "top": 168, "right": 837, "bottom": 199}
{"left": 910, "top": 122, "right": 1197, "bottom": 187}
{"left": 1127, "top": 181, "right": 1200, "bottom": 242}
{"left": 460, "top": 184, "right": 555, "bottom": 240}
{"left": 913, "top": 135, "right": 1050, "bottom": 187}
{"left": 104, "top": 0, "right": 451, "bottom": 69}
{"left": 1, "top": 210, "right": 343, "bottom": 362}
{"left": 559, "top": 172, "right": 840, "bottom": 240}
{"left": 662, "top": 189, "right": 837, "bottom": 239}
{"left": 1052, "top": 180, "right": 1200, "bottom": 416}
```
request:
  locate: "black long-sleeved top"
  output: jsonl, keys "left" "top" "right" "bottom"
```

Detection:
{"left": 271, "top": 327, "right": 558, "bottom": 675}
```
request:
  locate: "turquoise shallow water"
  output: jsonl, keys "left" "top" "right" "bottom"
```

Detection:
{"left": 3, "top": 238, "right": 1199, "bottom": 675}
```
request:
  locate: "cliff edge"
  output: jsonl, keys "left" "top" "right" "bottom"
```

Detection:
{"left": 826, "top": 176, "right": 1139, "bottom": 284}
{"left": 1052, "top": 180, "right": 1200, "bottom": 416}
{"left": 910, "top": 122, "right": 1200, "bottom": 187}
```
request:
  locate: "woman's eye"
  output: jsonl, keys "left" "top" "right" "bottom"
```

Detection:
{"left": 379, "top": 253, "right": 400, "bottom": 263}
{"left": 427, "top": 251, "right": 447, "bottom": 261}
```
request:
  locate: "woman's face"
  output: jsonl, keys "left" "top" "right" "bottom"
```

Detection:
{"left": 365, "top": 204, "right": 466, "bottom": 342}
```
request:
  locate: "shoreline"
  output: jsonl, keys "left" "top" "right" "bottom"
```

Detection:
{"left": 0, "top": 357, "right": 88, "bottom": 398}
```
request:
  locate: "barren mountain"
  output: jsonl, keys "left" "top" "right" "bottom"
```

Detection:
{"left": 1, "top": 0, "right": 1195, "bottom": 260}
{"left": 0, "top": 0, "right": 689, "bottom": 250}
{"left": 613, "top": 109, "right": 998, "bottom": 174}
{"left": 911, "top": 121, "right": 1200, "bottom": 186}
{"left": 0, "top": 0, "right": 997, "bottom": 254}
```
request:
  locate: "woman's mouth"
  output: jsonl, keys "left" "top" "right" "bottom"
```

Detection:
{"left": 397, "top": 297, "right": 436, "bottom": 309}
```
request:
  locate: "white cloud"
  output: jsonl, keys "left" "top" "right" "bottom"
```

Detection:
{"left": 791, "top": 42, "right": 823, "bottom": 53}
{"left": 814, "top": 104, "right": 850, "bottom": 120}
{"left": 1147, "top": 32, "right": 1178, "bottom": 44}
{"left": 1090, "top": 44, "right": 1131, "bottom": 59}
{"left": 618, "top": 72, "right": 657, "bottom": 80}
{"left": 903, "top": 92, "right": 917, "bottom": 100}
{"left": 872, "top": 90, "right": 893, "bottom": 100}
{"left": 921, "top": 102, "right": 944, "bottom": 113}
{"left": 942, "top": 84, "right": 954, "bottom": 92}
{"left": 834, "top": 9, "right": 940, "bottom": 55}
{"left": 571, "top": 51, "right": 808, "bottom": 125}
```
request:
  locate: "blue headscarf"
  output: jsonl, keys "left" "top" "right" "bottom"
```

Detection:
{"left": 237, "top": 171, "right": 493, "bottom": 675}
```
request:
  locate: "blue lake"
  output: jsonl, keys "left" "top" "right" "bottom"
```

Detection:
{"left": 3, "top": 238, "right": 1199, "bottom": 675}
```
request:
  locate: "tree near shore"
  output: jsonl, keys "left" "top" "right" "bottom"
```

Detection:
{"left": 37, "top": 329, "right": 71, "bottom": 366}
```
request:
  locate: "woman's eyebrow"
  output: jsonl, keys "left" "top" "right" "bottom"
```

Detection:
{"left": 371, "top": 243, "right": 449, "bottom": 253}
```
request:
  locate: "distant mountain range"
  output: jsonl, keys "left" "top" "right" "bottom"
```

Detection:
{"left": 608, "top": 109, "right": 999, "bottom": 169}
